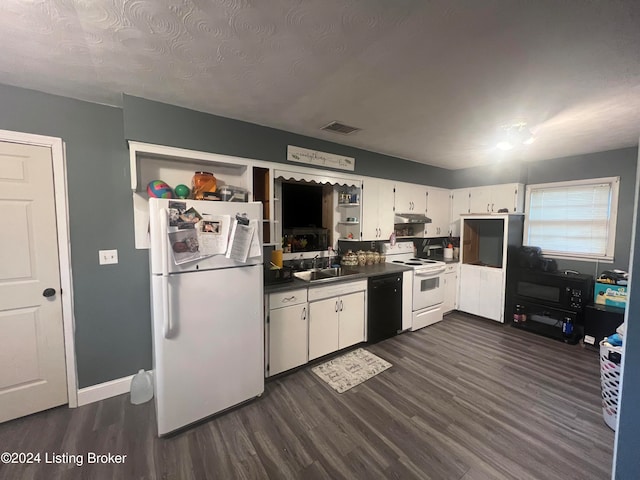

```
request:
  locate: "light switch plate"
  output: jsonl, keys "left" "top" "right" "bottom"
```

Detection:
{"left": 99, "top": 249, "right": 118, "bottom": 265}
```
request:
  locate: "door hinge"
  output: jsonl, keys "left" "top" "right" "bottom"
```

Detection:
{"left": 266, "top": 363, "right": 269, "bottom": 374}
{"left": 266, "top": 314, "right": 270, "bottom": 324}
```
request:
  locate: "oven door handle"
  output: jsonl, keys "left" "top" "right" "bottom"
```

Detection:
{"left": 414, "top": 267, "right": 446, "bottom": 277}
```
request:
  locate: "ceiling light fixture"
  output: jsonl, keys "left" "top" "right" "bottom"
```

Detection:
{"left": 496, "top": 122, "right": 535, "bottom": 151}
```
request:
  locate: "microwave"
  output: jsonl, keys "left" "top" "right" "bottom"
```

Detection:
{"left": 513, "top": 269, "right": 594, "bottom": 313}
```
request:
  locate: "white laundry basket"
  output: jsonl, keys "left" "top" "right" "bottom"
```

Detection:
{"left": 599, "top": 340, "right": 622, "bottom": 431}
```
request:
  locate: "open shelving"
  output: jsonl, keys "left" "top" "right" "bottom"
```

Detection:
{"left": 333, "top": 186, "right": 362, "bottom": 242}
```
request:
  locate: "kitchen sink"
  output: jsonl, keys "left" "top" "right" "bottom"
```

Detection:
{"left": 293, "top": 267, "right": 360, "bottom": 283}
{"left": 293, "top": 269, "right": 328, "bottom": 282}
{"left": 319, "top": 267, "right": 358, "bottom": 277}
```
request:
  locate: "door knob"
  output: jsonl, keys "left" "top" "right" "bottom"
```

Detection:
{"left": 43, "top": 288, "right": 56, "bottom": 297}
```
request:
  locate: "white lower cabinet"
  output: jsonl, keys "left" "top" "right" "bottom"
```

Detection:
{"left": 267, "top": 289, "right": 308, "bottom": 377}
{"left": 338, "top": 292, "right": 366, "bottom": 349}
{"left": 308, "top": 297, "right": 341, "bottom": 360}
{"left": 458, "top": 265, "right": 504, "bottom": 322}
{"left": 442, "top": 263, "right": 459, "bottom": 314}
{"left": 308, "top": 280, "right": 367, "bottom": 361}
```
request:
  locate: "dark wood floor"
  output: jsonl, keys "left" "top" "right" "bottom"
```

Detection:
{"left": 0, "top": 312, "right": 614, "bottom": 480}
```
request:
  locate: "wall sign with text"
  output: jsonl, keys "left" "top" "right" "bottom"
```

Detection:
{"left": 287, "top": 145, "right": 355, "bottom": 171}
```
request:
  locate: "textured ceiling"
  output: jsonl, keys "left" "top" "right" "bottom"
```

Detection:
{"left": 1, "top": 0, "right": 639, "bottom": 169}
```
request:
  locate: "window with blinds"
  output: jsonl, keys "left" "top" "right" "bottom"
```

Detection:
{"left": 524, "top": 177, "right": 619, "bottom": 261}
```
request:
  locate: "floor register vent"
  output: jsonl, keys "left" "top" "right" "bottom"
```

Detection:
{"left": 321, "top": 121, "right": 361, "bottom": 135}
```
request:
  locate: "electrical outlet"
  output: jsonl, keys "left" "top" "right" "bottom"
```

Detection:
{"left": 99, "top": 249, "right": 118, "bottom": 265}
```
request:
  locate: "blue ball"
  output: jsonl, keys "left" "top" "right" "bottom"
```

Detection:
{"left": 147, "top": 180, "right": 174, "bottom": 199}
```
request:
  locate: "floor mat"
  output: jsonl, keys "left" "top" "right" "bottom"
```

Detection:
{"left": 311, "top": 348, "right": 392, "bottom": 393}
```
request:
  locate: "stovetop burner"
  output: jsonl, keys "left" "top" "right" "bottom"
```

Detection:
{"left": 405, "top": 261, "right": 423, "bottom": 266}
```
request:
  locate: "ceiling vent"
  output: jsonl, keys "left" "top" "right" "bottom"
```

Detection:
{"left": 321, "top": 121, "right": 361, "bottom": 135}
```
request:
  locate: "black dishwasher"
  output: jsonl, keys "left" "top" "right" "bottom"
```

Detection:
{"left": 367, "top": 273, "right": 403, "bottom": 344}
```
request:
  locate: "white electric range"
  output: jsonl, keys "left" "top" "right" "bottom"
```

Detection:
{"left": 383, "top": 242, "right": 446, "bottom": 330}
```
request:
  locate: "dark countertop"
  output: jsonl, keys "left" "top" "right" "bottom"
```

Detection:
{"left": 264, "top": 262, "right": 412, "bottom": 294}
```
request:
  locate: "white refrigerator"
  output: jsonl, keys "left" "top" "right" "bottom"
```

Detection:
{"left": 148, "top": 198, "right": 264, "bottom": 436}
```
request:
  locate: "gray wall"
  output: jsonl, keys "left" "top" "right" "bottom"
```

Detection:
{"left": 122, "top": 94, "right": 452, "bottom": 187}
{"left": 0, "top": 84, "right": 152, "bottom": 388}
{"left": 613, "top": 148, "right": 640, "bottom": 478}
{"left": 452, "top": 148, "right": 638, "bottom": 276}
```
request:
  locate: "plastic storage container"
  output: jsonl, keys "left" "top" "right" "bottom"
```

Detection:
{"left": 192, "top": 171, "right": 217, "bottom": 200}
{"left": 599, "top": 340, "right": 622, "bottom": 430}
{"left": 130, "top": 369, "right": 154, "bottom": 405}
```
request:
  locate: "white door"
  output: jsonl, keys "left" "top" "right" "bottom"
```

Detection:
{"left": 426, "top": 187, "right": 451, "bottom": 237}
{"left": 469, "top": 187, "right": 492, "bottom": 214}
{"left": 478, "top": 267, "right": 505, "bottom": 322}
{"left": 338, "top": 292, "right": 365, "bottom": 349}
{"left": 361, "top": 179, "right": 379, "bottom": 240}
{"left": 378, "top": 179, "right": 396, "bottom": 240}
{"left": 363, "top": 178, "right": 395, "bottom": 240}
{"left": 458, "top": 265, "right": 481, "bottom": 315}
{"left": 443, "top": 272, "right": 457, "bottom": 313}
{"left": 0, "top": 141, "right": 67, "bottom": 423}
{"left": 450, "top": 189, "right": 470, "bottom": 236}
{"left": 394, "top": 181, "right": 413, "bottom": 213}
{"left": 268, "top": 303, "right": 308, "bottom": 376}
{"left": 308, "top": 298, "right": 339, "bottom": 360}
{"left": 490, "top": 184, "right": 519, "bottom": 213}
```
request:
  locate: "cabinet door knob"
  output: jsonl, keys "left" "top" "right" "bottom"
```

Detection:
{"left": 335, "top": 301, "right": 339, "bottom": 312}
{"left": 486, "top": 203, "right": 490, "bottom": 212}
{"left": 340, "top": 300, "right": 344, "bottom": 311}
{"left": 301, "top": 307, "right": 306, "bottom": 320}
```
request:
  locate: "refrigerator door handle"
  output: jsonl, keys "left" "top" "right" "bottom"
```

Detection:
{"left": 160, "top": 209, "right": 173, "bottom": 338}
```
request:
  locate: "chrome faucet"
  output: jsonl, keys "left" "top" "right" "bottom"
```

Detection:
{"left": 311, "top": 254, "right": 320, "bottom": 269}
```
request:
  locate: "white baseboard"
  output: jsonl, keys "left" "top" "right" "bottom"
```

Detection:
{"left": 77, "top": 372, "right": 154, "bottom": 407}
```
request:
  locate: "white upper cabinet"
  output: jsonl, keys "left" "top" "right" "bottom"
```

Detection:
{"left": 490, "top": 183, "right": 525, "bottom": 213}
{"left": 468, "top": 183, "right": 524, "bottom": 214}
{"left": 469, "top": 187, "right": 493, "bottom": 214}
{"left": 450, "top": 188, "right": 470, "bottom": 237}
{"left": 425, "top": 187, "right": 451, "bottom": 237}
{"left": 450, "top": 184, "right": 524, "bottom": 236}
{"left": 394, "top": 181, "right": 426, "bottom": 214}
{"left": 362, "top": 177, "right": 395, "bottom": 240}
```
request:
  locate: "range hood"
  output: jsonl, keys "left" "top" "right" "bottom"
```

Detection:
{"left": 394, "top": 213, "right": 432, "bottom": 224}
